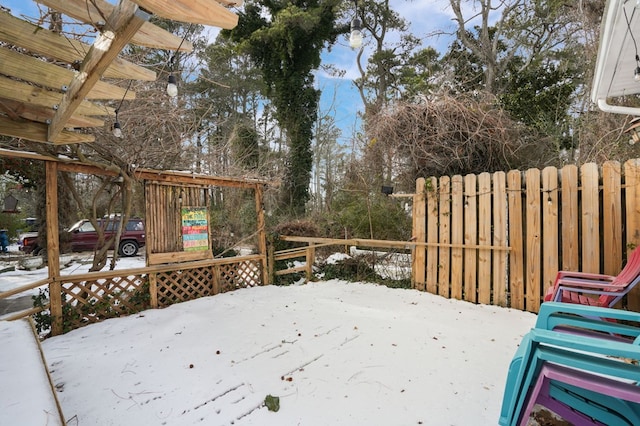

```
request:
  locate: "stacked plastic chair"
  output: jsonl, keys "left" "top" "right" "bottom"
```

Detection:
{"left": 499, "top": 302, "right": 640, "bottom": 426}
{"left": 544, "top": 247, "right": 640, "bottom": 307}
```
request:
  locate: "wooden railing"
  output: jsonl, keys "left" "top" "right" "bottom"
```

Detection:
{"left": 0, "top": 254, "right": 265, "bottom": 334}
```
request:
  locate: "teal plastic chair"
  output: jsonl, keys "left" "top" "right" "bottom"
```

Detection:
{"left": 499, "top": 304, "right": 640, "bottom": 426}
{"left": 536, "top": 302, "right": 640, "bottom": 341}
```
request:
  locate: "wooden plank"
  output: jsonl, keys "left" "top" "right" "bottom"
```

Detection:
{"left": 0, "top": 75, "right": 114, "bottom": 117}
{"left": 0, "top": 116, "right": 94, "bottom": 144}
{"left": 463, "top": 173, "right": 477, "bottom": 303}
{"left": 625, "top": 159, "right": 640, "bottom": 310}
{"left": 412, "top": 177, "right": 426, "bottom": 291}
{"left": 477, "top": 172, "right": 492, "bottom": 305}
{"left": 602, "top": 161, "right": 622, "bottom": 276}
{"left": 279, "top": 235, "right": 510, "bottom": 251}
{"left": 0, "top": 99, "right": 103, "bottom": 128}
{"left": 426, "top": 177, "right": 439, "bottom": 294}
{"left": 48, "top": 1, "right": 148, "bottom": 141}
{"left": 507, "top": 170, "right": 524, "bottom": 310}
{"left": 492, "top": 171, "right": 507, "bottom": 307}
{"left": 438, "top": 176, "right": 451, "bottom": 298}
{"left": 147, "top": 250, "right": 213, "bottom": 265}
{"left": 525, "top": 168, "right": 541, "bottom": 312}
{"left": 541, "top": 166, "right": 559, "bottom": 300}
{"left": 134, "top": 0, "right": 238, "bottom": 28}
{"left": 581, "top": 163, "right": 600, "bottom": 273}
{"left": 560, "top": 165, "right": 579, "bottom": 271}
{"left": 35, "top": 0, "right": 194, "bottom": 52}
{"left": 450, "top": 175, "right": 464, "bottom": 299}
{"left": 0, "top": 47, "right": 136, "bottom": 100}
{"left": 0, "top": 10, "right": 155, "bottom": 81}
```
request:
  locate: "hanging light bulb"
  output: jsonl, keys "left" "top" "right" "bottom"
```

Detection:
{"left": 112, "top": 110, "right": 123, "bottom": 138}
{"left": 635, "top": 66, "right": 640, "bottom": 82}
{"left": 167, "top": 74, "right": 178, "bottom": 97}
{"left": 112, "top": 120, "right": 123, "bottom": 138}
{"left": 350, "top": 16, "right": 363, "bottom": 49}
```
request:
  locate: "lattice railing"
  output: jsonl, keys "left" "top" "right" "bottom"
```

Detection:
{"left": 60, "top": 273, "right": 150, "bottom": 331}
{"left": 26, "top": 255, "right": 265, "bottom": 334}
{"left": 156, "top": 258, "right": 263, "bottom": 307}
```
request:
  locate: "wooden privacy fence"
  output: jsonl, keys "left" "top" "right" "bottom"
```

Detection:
{"left": 412, "top": 159, "right": 640, "bottom": 313}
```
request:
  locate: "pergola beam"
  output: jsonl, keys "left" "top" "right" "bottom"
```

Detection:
{"left": 36, "top": 0, "right": 194, "bottom": 52}
{"left": 0, "top": 116, "right": 95, "bottom": 144}
{"left": 47, "top": 1, "right": 148, "bottom": 142}
{"left": 0, "top": 48, "right": 136, "bottom": 101}
{"left": 0, "top": 10, "right": 155, "bottom": 81}
{"left": 133, "top": 0, "right": 238, "bottom": 28}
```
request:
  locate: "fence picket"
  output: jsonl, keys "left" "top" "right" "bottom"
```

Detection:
{"left": 426, "top": 177, "right": 439, "bottom": 294}
{"left": 493, "top": 172, "right": 507, "bottom": 306}
{"left": 507, "top": 170, "right": 524, "bottom": 310}
{"left": 464, "top": 173, "right": 478, "bottom": 303}
{"left": 412, "top": 177, "right": 427, "bottom": 291}
{"left": 451, "top": 175, "right": 464, "bottom": 300}
{"left": 625, "top": 159, "right": 640, "bottom": 310}
{"left": 560, "top": 165, "right": 579, "bottom": 271}
{"left": 478, "top": 173, "right": 492, "bottom": 305}
{"left": 581, "top": 163, "right": 600, "bottom": 273}
{"left": 542, "top": 167, "right": 559, "bottom": 297}
{"left": 525, "top": 168, "right": 542, "bottom": 311}
{"left": 603, "top": 161, "right": 622, "bottom": 277}
{"left": 438, "top": 176, "right": 451, "bottom": 298}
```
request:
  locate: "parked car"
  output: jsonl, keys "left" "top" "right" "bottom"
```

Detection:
{"left": 22, "top": 218, "right": 145, "bottom": 257}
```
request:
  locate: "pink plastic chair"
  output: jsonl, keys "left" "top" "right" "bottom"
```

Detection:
{"left": 544, "top": 247, "right": 640, "bottom": 308}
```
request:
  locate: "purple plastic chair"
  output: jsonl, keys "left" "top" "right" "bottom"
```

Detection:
{"left": 518, "top": 362, "right": 640, "bottom": 426}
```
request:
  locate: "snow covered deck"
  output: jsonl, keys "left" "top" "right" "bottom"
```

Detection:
{"left": 0, "top": 319, "right": 65, "bottom": 425}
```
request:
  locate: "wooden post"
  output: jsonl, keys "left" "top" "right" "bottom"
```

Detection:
{"left": 45, "top": 161, "right": 62, "bottom": 335}
{"left": 149, "top": 272, "right": 158, "bottom": 308}
{"left": 305, "top": 243, "right": 315, "bottom": 282}
{"left": 255, "top": 184, "right": 269, "bottom": 285}
{"left": 267, "top": 240, "right": 275, "bottom": 285}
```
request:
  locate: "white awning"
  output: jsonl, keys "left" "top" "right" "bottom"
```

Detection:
{"left": 592, "top": 0, "right": 640, "bottom": 115}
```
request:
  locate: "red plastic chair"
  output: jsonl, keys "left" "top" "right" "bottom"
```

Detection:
{"left": 543, "top": 247, "right": 640, "bottom": 307}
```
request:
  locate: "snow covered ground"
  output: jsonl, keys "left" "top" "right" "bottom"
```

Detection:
{"left": 1, "top": 246, "right": 537, "bottom": 425}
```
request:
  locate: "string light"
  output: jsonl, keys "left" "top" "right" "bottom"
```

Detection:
{"left": 166, "top": 25, "right": 193, "bottom": 98}
{"left": 112, "top": 113, "right": 123, "bottom": 138}
{"left": 349, "top": 0, "right": 363, "bottom": 49}
{"left": 112, "top": 81, "right": 131, "bottom": 138}
{"left": 166, "top": 69, "right": 178, "bottom": 98}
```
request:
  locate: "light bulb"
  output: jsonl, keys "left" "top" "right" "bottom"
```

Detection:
{"left": 167, "top": 74, "right": 178, "bottom": 97}
{"left": 350, "top": 17, "right": 363, "bottom": 49}
{"left": 635, "top": 67, "right": 640, "bottom": 82}
{"left": 350, "top": 30, "right": 363, "bottom": 49}
{"left": 112, "top": 121, "right": 123, "bottom": 138}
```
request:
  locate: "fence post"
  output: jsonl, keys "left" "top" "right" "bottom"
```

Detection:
{"left": 149, "top": 272, "right": 158, "bottom": 308}
{"left": 49, "top": 279, "right": 62, "bottom": 335}
{"left": 45, "top": 161, "right": 63, "bottom": 335}
{"left": 305, "top": 243, "right": 315, "bottom": 281}
{"left": 267, "top": 239, "right": 275, "bottom": 285}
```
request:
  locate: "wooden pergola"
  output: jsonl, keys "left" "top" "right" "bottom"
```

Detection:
{"left": 0, "top": 0, "right": 240, "bottom": 144}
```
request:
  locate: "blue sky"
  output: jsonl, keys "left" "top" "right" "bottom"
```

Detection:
{"left": 1, "top": 0, "right": 456, "bottom": 146}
